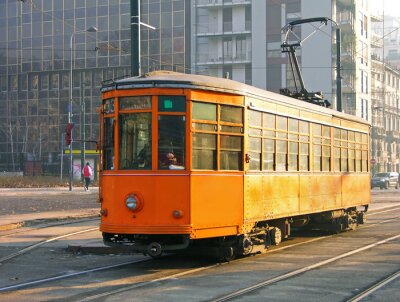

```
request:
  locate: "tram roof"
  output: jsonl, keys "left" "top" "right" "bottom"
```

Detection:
{"left": 101, "top": 71, "right": 370, "bottom": 126}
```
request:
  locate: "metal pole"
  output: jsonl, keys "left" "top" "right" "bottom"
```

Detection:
{"left": 131, "top": 0, "right": 140, "bottom": 76}
{"left": 69, "top": 32, "right": 74, "bottom": 191}
{"left": 83, "top": 100, "right": 86, "bottom": 165}
{"left": 80, "top": 98, "right": 86, "bottom": 178}
{"left": 80, "top": 97, "right": 84, "bottom": 182}
{"left": 68, "top": 26, "right": 97, "bottom": 191}
{"left": 336, "top": 28, "right": 342, "bottom": 112}
{"left": 60, "top": 133, "right": 64, "bottom": 180}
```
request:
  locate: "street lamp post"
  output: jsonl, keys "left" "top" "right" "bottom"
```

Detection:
{"left": 131, "top": 0, "right": 156, "bottom": 77}
{"left": 69, "top": 26, "right": 98, "bottom": 191}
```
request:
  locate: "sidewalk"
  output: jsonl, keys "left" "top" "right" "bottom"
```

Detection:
{"left": 0, "top": 187, "right": 135, "bottom": 255}
{"left": 0, "top": 187, "right": 100, "bottom": 231}
{"left": 0, "top": 186, "right": 99, "bottom": 196}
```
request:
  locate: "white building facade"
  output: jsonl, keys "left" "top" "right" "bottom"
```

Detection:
{"left": 191, "top": 0, "right": 374, "bottom": 122}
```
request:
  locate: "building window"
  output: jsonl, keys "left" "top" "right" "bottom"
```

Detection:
{"left": 223, "top": 38, "right": 232, "bottom": 61}
{"left": 223, "top": 7, "right": 232, "bottom": 32}
{"left": 236, "top": 36, "right": 246, "bottom": 60}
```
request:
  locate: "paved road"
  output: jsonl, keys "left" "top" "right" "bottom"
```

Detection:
{"left": 0, "top": 187, "right": 99, "bottom": 215}
{"left": 0, "top": 187, "right": 99, "bottom": 230}
{"left": 1, "top": 190, "right": 399, "bottom": 302}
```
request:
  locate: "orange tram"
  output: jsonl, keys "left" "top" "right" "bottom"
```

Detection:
{"left": 99, "top": 71, "right": 370, "bottom": 260}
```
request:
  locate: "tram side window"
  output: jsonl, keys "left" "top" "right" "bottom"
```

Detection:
{"left": 355, "top": 132, "right": 362, "bottom": 172}
{"left": 193, "top": 133, "right": 217, "bottom": 169}
{"left": 312, "top": 124, "right": 322, "bottom": 172}
{"left": 322, "top": 126, "right": 331, "bottom": 171}
{"left": 158, "top": 115, "right": 186, "bottom": 170}
{"left": 119, "top": 113, "right": 152, "bottom": 170}
{"left": 276, "top": 116, "right": 288, "bottom": 171}
{"left": 348, "top": 131, "right": 355, "bottom": 172}
{"left": 288, "top": 118, "right": 299, "bottom": 171}
{"left": 334, "top": 128, "right": 341, "bottom": 172}
{"left": 263, "top": 113, "right": 276, "bottom": 171}
{"left": 248, "top": 110, "right": 262, "bottom": 170}
{"left": 220, "top": 105, "right": 243, "bottom": 170}
{"left": 341, "top": 129, "right": 348, "bottom": 172}
{"left": 220, "top": 135, "right": 243, "bottom": 170}
{"left": 361, "top": 133, "right": 369, "bottom": 172}
{"left": 192, "top": 102, "right": 243, "bottom": 170}
{"left": 192, "top": 102, "right": 217, "bottom": 170}
{"left": 299, "top": 121, "right": 310, "bottom": 171}
{"left": 103, "top": 117, "right": 114, "bottom": 170}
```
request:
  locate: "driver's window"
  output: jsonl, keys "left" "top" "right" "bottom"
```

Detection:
{"left": 158, "top": 115, "right": 186, "bottom": 170}
{"left": 119, "top": 113, "right": 152, "bottom": 170}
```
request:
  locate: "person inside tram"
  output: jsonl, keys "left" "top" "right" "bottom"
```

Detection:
{"left": 161, "top": 152, "right": 184, "bottom": 170}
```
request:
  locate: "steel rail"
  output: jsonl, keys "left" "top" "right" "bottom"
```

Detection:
{"left": 0, "top": 227, "right": 98, "bottom": 264}
{"left": 0, "top": 258, "right": 150, "bottom": 293}
{"left": 1, "top": 209, "right": 399, "bottom": 297}
{"left": 63, "top": 216, "right": 400, "bottom": 302}
{"left": 0, "top": 217, "right": 99, "bottom": 238}
{"left": 347, "top": 269, "right": 400, "bottom": 302}
{"left": 210, "top": 233, "right": 400, "bottom": 302}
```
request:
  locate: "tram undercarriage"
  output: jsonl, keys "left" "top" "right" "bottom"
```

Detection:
{"left": 102, "top": 206, "right": 368, "bottom": 261}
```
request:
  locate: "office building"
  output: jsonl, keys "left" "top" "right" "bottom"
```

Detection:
{"left": 0, "top": 0, "right": 190, "bottom": 173}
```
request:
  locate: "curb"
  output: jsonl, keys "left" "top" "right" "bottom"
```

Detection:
{"left": 0, "top": 188, "right": 99, "bottom": 197}
{"left": 0, "top": 213, "right": 100, "bottom": 232}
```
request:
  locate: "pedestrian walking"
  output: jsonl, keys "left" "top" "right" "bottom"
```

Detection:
{"left": 82, "top": 162, "right": 93, "bottom": 191}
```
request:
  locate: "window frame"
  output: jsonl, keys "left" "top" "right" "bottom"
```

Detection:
{"left": 191, "top": 101, "right": 244, "bottom": 171}
{"left": 246, "top": 108, "right": 368, "bottom": 174}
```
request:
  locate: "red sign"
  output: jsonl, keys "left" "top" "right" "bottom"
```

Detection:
{"left": 370, "top": 158, "right": 377, "bottom": 165}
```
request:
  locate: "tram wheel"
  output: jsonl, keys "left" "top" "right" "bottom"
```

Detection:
{"left": 269, "top": 227, "right": 282, "bottom": 245}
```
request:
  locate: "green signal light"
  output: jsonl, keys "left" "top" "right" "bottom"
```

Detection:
{"left": 164, "top": 100, "right": 173, "bottom": 109}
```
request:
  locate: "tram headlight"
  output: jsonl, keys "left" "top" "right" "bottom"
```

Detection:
{"left": 125, "top": 194, "right": 143, "bottom": 212}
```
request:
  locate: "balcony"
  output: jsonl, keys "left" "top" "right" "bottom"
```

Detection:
{"left": 196, "top": 0, "right": 251, "bottom": 7}
{"left": 386, "top": 130, "right": 400, "bottom": 141}
{"left": 196, "top": 51, "right": 252, "bottom": 65}
{"left": 371, "top": 33, "right": 383, "bottom": 48}
{"left": 336, "top": 10, "right": 354, "bottom": 26}
{"left": 370, "top": 13, "right": 383, "bottom": 22}
{"left": 196, "top": 23, "right": 251, "bottom": 37}
{"left": 372, "top": 127, "right": 386, "bottom": 138}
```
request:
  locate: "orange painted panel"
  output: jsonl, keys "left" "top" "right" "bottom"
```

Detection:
{"left": 188, "top": 90, "right": 244, "bottom": 106}
{"left": 244, "top": 173, "right": 370, "bottom": 224}
{"left": 190, "top": 174, "right": 243, "bottom": 238}
{"left": 244, "top": 174, "right": 300, "bottom": 221}
{"left": 342, "top": 173, "right": 371, "bottom": 207}
{"left": 100, "top": 173, "right": 190, "bottom": 234}
{"left": 299, "top": 175, "right": 341, "bottom": 213}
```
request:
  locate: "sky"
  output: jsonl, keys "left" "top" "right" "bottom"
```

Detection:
{"left": 383, "top": 0, "right": 400, "bottom": 17}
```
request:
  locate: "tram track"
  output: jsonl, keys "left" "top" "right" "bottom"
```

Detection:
{"left": 1, "top": 209, "right": 398, "bottom": 301}
{"left": 347, "top": 269, "right": 400, "bottom": 302}
{"left": 0, "top": 234, "right": 333, "bottom": 296}
{"left": 210, "top": 233, "right": 400, "bottom": 302}
{"left": 0, "top": 204, "right": 395, "bottom": 264}
{"left": 1, "top": 206, "right": 399, "bottom": 301}
{"left": 0, "top": 227, "right": 98, "bottom": 264}
{"left": 0, "top": 217, "right": 99, "bottom": 239}
{"left": 0, "top": 258, "right": 151, "bottom": 293}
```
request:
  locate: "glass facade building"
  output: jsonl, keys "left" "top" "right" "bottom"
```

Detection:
{"left": 0, "top": 0, "right": 189, "bottom": 173}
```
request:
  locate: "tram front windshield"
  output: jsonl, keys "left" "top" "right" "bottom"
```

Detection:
{"left": 104, "top": 95, "right": 186, "bottom": 171}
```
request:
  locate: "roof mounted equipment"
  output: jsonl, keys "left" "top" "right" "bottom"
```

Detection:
{"left": 280, "top": 17, "right": 333, "bottom": 107}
